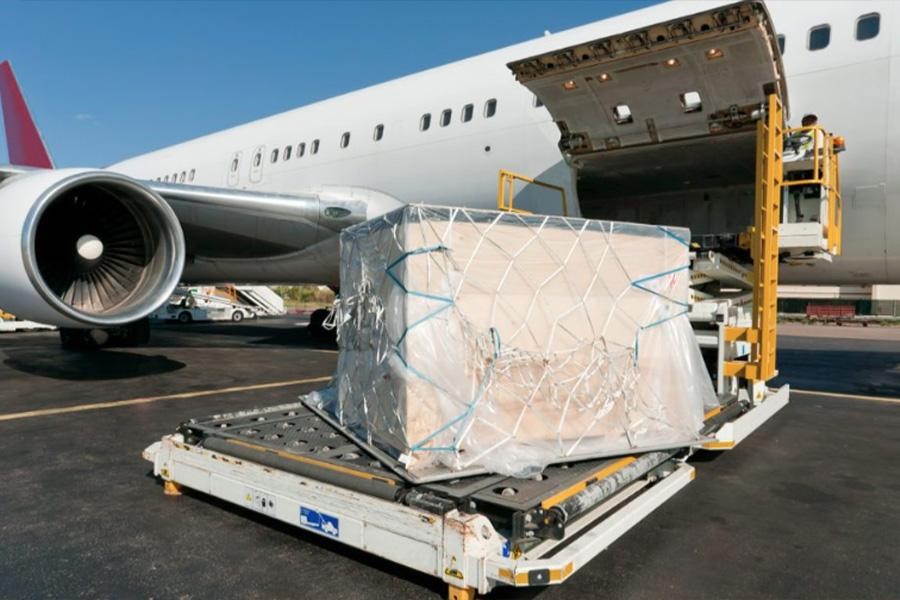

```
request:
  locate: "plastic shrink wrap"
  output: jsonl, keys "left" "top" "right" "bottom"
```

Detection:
{"left": 318, "top": 205, "right": 715, "bottom": 478}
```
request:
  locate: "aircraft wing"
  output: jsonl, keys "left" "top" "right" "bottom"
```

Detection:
{"left": 0, "top": 59, "right": 402, "bottom": 328}
{"left": 0, "top": 162, "right": 400, "bottom": 327}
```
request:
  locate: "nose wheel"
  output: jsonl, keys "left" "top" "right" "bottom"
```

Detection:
{"left": 59, "top": 317, "right": 151, "bottom": 350}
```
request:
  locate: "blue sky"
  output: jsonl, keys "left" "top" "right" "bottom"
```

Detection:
{"left": 1, "top": 1, "right": 658, "bottom": 167}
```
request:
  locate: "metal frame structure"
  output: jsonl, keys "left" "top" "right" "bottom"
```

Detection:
{"left": 723, "top": 93, "right": 783, "bottom": 383}
{"left": 781, "top": 124, "right": 843, "bottom": 255}
{"left": 496, "top": 169, "right": 568, "bottom": 216}
{"left": 145, "top": 432, "right": 694, "bottom": 599}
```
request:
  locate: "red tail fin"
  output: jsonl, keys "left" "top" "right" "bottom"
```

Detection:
{"left": 0, "top": 60, "right": 54, "bottom": 168}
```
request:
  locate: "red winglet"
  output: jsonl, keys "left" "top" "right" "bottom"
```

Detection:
{"left": 0, "top": 60, "right": 54, "bottom": 168}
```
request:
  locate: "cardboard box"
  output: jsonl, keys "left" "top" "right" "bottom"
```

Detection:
{"left": 326, "top": 206, "right": 712, "bottom": 478}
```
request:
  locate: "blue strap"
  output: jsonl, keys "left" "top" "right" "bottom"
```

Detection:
{"left": 657, "top": 225, "right": 690, "bottom": 248}
{"left": 410, "top": 327, "right": 501, "bottom": 453}
{"left": 631, "top": 264, "right": 691, "bottom": 309}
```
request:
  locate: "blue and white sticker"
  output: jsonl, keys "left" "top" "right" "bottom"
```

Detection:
{"left": 299, "top": 506, "right": 340, "bottom": 538}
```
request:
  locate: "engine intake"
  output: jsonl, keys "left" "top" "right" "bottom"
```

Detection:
{"left": 0, "top": 169, "right": 184, "bottom": 327}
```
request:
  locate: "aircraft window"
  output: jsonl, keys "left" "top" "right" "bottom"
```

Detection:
{"left": 163, "top": 175, "right": 169, "bottom": 182}
{"left": 461, "top": 103, "right": 474, "bottom": 122}
{"left": 484, "top": 99, "right": 497, "bottom": 118}
{"left": 680, "top": 91, "right": 702, "bottom": 113}
{"left": 284, "top": 145, "right": 292, "bottom": 160}
{"left": 179, "top": 171, "right": 186, "bottom": 183}
{"left": 533, "top": 95, "right": 544, "bottom": 108}
{"left": 440, "top": 109, "right": 452, "bottom": 127}
{"left": 231, "top": 158, "right": 239, "bottom": 172}
{"left": 312, "top": 139, "right": 320, "bottom": 154}
{"left": 341, "top": 131, "right": 350, "bottom": 148}
{"left": 420, "top": 113, "right": 431, "bottom": 131}
{"left": 856, "top": 13, "right": 880, "bottom": 41}
{"left": 270, "top": 148, "right": 279, "bottom": 163}
{"left": 373, "top": 123, "right": 384, "bottom": 141}
{"left": 613, "top": 104, "right": 633, "bottom": 124}
{"left": 776, "top": 34, "right": 785, "bottom": 55}
{"left": 172, "top": 173, "right": 178, "bottom": 182}
{"left": 189, "top": 169, "right": 196, "bottom": 182}
{"left": 297, "top": 142, "right": 306, "bottom": 157}
{"left": 808, "top": 25, "right": 830, "bottom": 51}
{"left": 254, "top": 152, "right": 262, "bottom": 167}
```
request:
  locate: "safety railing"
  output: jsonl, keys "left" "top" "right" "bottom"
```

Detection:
{"left": 782, "top": 125, "right": 842, "bottom": 255}
{"left": 782, "top": 125, "right": 832, "bottom": 187}
{"left": 497, "top": 169, "right": 568, "bottom": 216}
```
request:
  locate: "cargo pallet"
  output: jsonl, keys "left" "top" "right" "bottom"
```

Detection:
{"left": 144, "top": 384, "right": 784, "bottom": 598}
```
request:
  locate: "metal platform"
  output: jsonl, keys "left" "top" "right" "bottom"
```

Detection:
{"left": 147, "top": 381, "right": 789, "bottom": 598}
{"left": 176, "top": 400, "right": 682, "bottom": 531}
{"left": 145, "top": 425, "right": 693, "bottom": 597}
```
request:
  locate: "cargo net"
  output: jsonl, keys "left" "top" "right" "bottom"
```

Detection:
{"left": 318, "top": 205, "right": 713, "bottom": 478}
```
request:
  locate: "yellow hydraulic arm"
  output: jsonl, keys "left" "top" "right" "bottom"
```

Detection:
{"left": 724, "top": 93, "right": 783, "bottom": 382}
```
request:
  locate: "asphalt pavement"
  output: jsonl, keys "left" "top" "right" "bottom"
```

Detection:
{"left": 0, "top": 318, "right": 896, "bottom": 599}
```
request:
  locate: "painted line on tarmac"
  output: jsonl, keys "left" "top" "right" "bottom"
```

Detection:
{"left": 792, "top": 388, "right": 900, "bottom": 404}
{"left": 0, "top": 376, "right": 332, "bottom": 423}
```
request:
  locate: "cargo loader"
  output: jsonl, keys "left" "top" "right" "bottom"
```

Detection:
{"left": 146, "top": 4, "right": 844, "bottom": 597}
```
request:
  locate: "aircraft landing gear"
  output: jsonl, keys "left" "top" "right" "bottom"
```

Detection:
{"left": 307, "top": 308, "right": 336, "bottom": 343}
{"left": 59, "top": 317, "right": 152, "bottom": 350}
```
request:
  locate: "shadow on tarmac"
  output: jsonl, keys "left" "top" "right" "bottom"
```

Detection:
{"left": 150, "top": 321, "right": 338, "bottom": 351}
{"left": 3, "top": 349, "right": 186, "bottom": 381}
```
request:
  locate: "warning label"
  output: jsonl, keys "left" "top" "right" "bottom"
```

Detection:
{"left": 299, "top": 506, "right": 340, "bottom": 538}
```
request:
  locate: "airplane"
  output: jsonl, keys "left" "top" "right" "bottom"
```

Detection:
{"left": 0, "top": 0, "right": 896, "bottom": 348}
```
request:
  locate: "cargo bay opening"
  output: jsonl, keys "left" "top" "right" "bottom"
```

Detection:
{"left": 507, "top": 0, "right": 844, "bottom": 396}
{"left": 508, "top": 1, "right": 786, "bottom": 248}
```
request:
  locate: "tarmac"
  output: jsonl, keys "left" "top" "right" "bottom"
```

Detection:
{"left": 0, "top": 317, "right": 897, "bottom": 599}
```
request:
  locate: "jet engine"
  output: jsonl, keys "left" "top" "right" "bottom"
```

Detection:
{"left": 0, "top": 168, "right": 185, "bottom": 328}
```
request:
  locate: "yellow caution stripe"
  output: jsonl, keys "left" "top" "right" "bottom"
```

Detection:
{"left": 499, "top": 561, "right": 575, "bottom": 586}
{"left": 702, "top": 440, "right": 735, "bottom": 450}
{"left": 224, "top": 438, "right": 397, "bottom": 487}
{"left": 703, "top": 406, "right": 724, "bottom": 421}
{"left": 540, "top": 456, "right": 636, "bottom": 510}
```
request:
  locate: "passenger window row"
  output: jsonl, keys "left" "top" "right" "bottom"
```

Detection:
{"left": 776, "top": 12, "right": 880, "bottom": 55}
{"left": 156, "top": 169, "right": 195, "bottom": 183}
{"left": 419, "top": 99, "right": 497, "bottom": 132}
{"left": 262, "top": 121, "right": 388, "bottom": 166}
{"left": 252, "top": 98, "right": 500, "bottom": 171}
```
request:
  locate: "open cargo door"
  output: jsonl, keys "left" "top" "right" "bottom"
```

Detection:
{"left": 507, "top": 1, "right": 786, "bottom": 233}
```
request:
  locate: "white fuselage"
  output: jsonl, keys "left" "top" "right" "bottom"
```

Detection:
{"left": 111, "top": 0, "right": 900, "bottom": 285}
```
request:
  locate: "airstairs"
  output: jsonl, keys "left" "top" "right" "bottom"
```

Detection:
{"left": 234, "top": 285, "right": 286, "bottom": 317}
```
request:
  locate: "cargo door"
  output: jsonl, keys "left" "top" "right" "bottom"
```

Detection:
{"left": 507, "top": 1, "right": 787, "bottom": 233}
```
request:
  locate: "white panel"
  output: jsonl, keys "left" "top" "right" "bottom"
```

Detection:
{"left": 174, "top": 462, "right": 212, "bottom": 493}
{"left": 365, "top": 524, "right": 440, "bottom": 576}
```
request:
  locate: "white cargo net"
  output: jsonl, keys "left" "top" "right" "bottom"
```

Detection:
{"left": 320, "top": 205, "right": 713, "bottom": 478}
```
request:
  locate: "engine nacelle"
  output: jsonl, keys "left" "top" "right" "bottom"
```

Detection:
{"left": 0, "top": 168, "right": 185, "bottom": 328}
